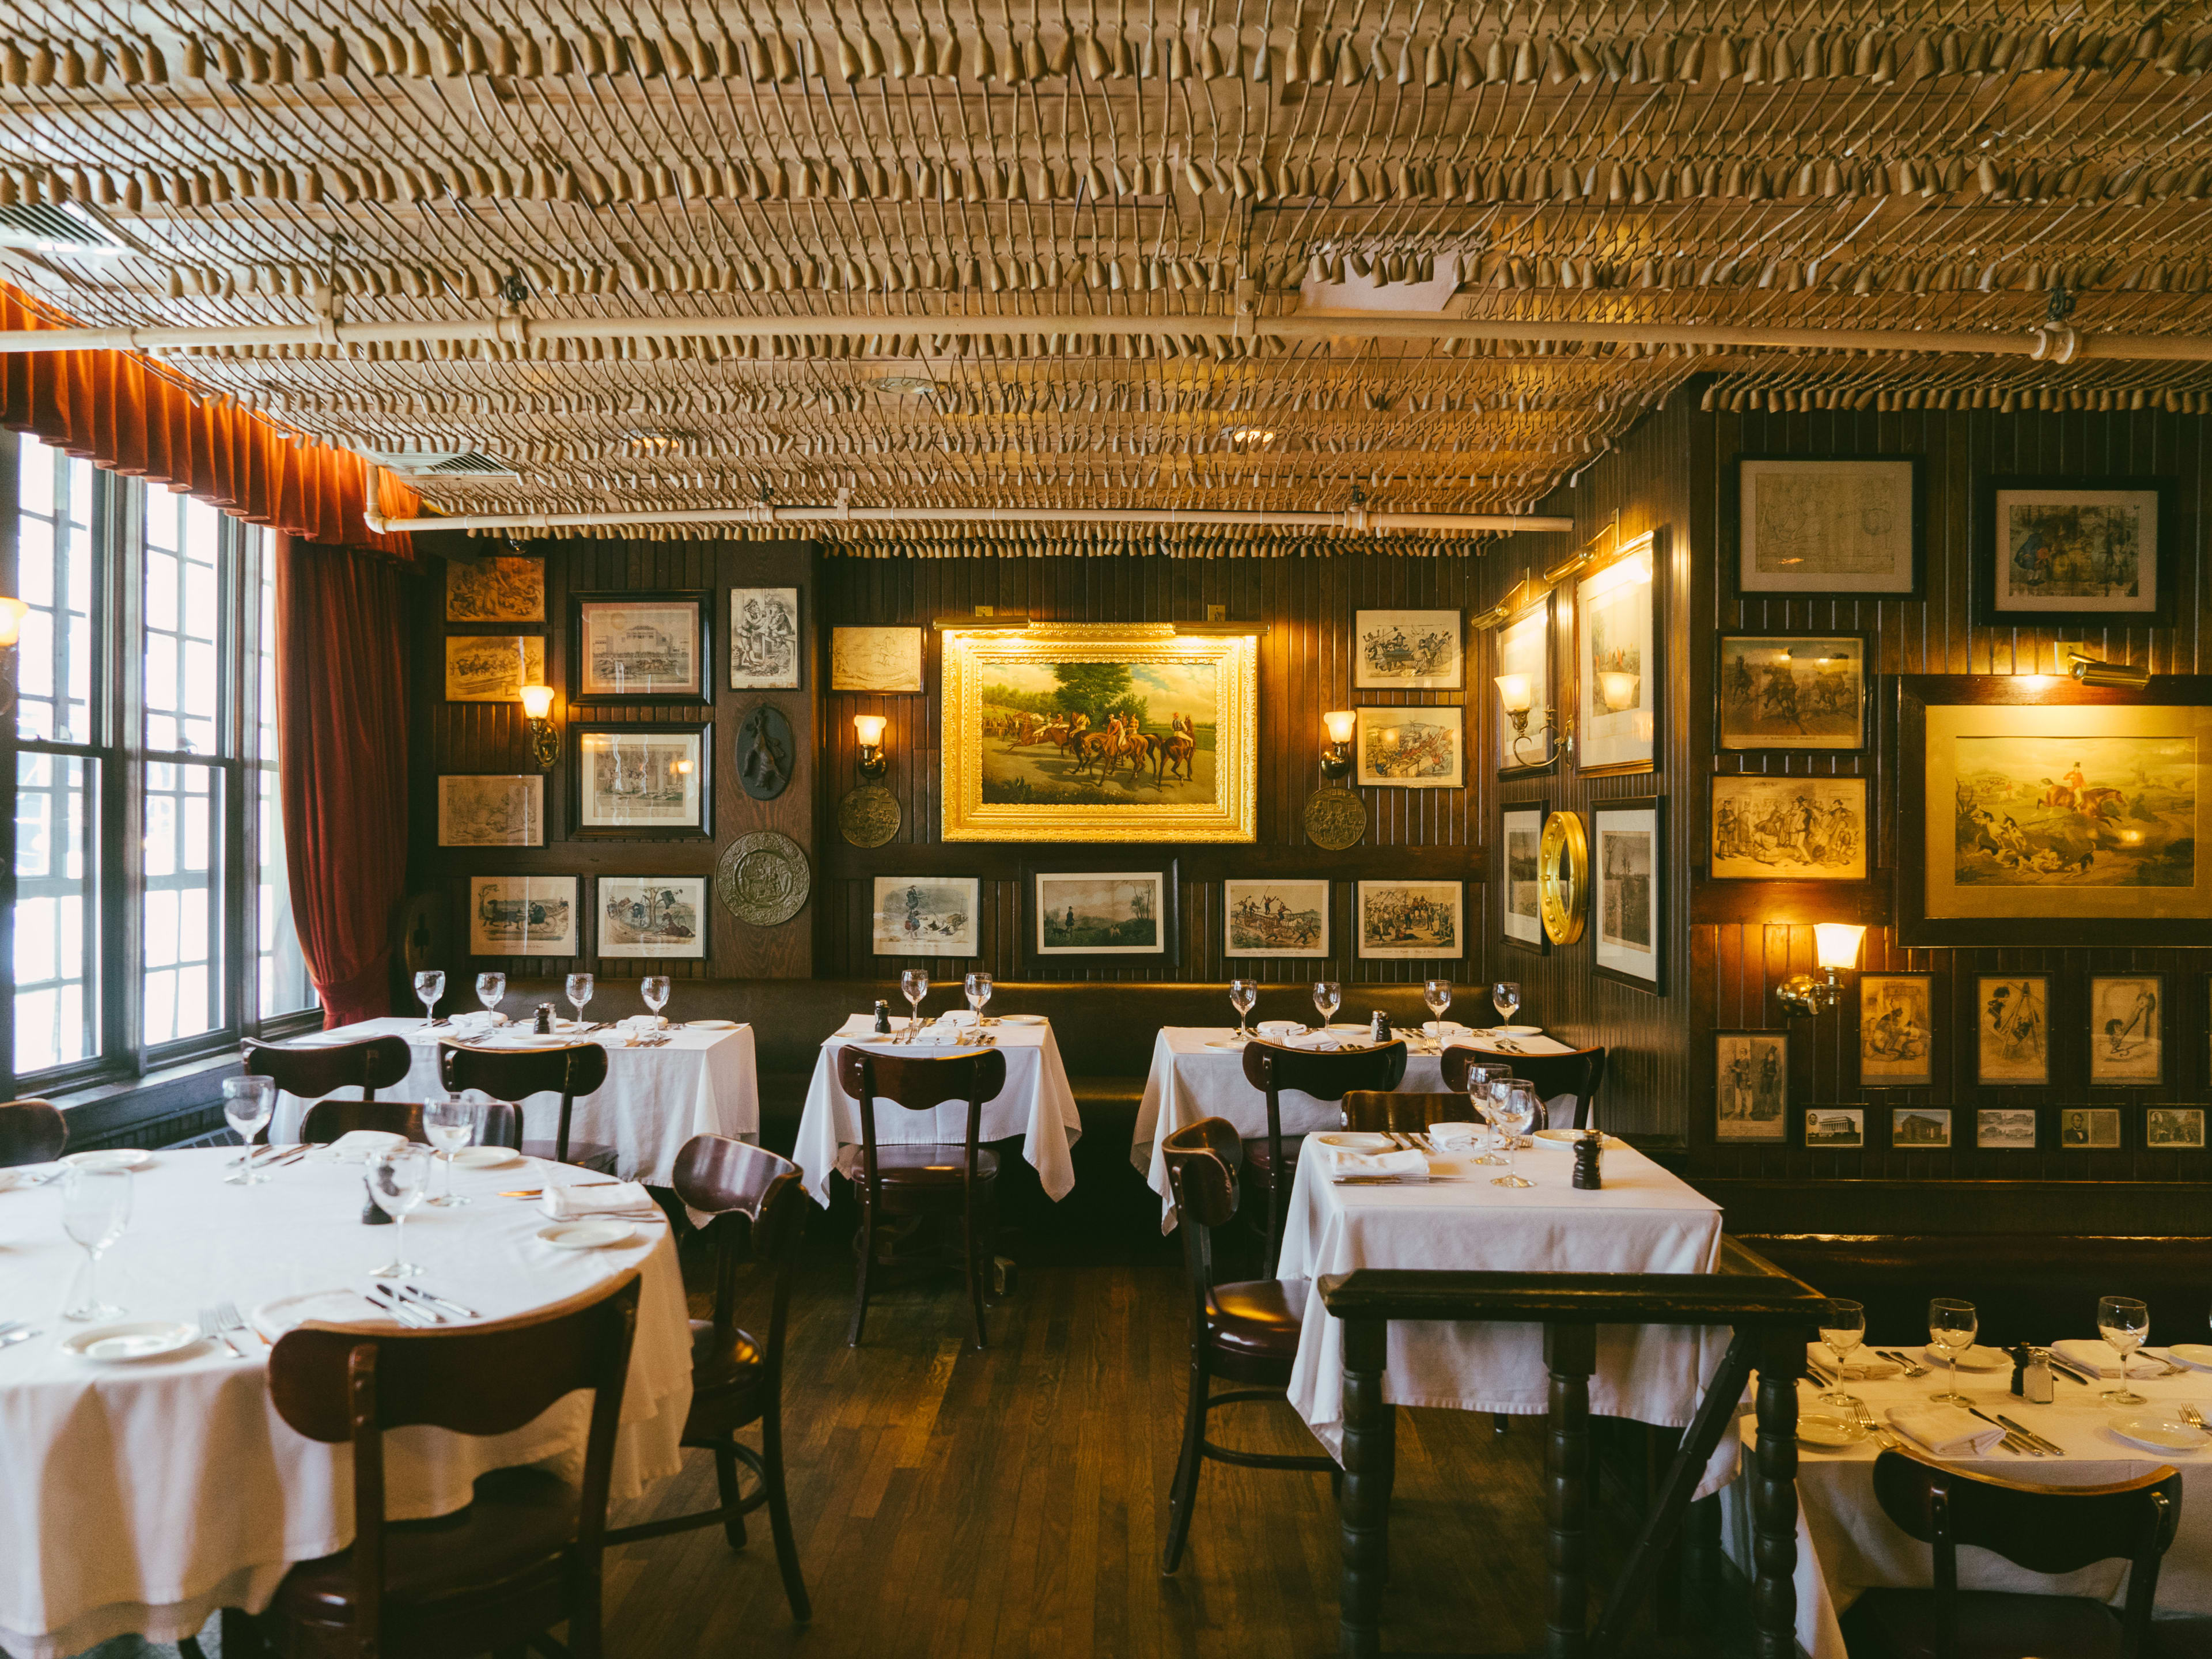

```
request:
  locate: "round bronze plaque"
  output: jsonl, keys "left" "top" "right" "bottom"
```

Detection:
{"left": 1302, "top": 786, "right": 1366, "bottom": 850}
{"left": 715, "top": 831, "right": 812, "bottom": 927}
{"left": 838, "top": 784, "right": 902, "bottom": 848}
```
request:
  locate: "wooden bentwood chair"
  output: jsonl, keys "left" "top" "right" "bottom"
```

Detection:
{"left": 437, "top": 1040, "right": 618, "bottom": 1172}
{"left": 1158, "top": 1116, "right": 1335, "bottom": 1575}
{"left": 248, "top": 1271, "right": 642, "bottom": 1659}
{"left": 296, "top": 1098, "right": 523, "bottom": 1152}
{"left": 835, "top": 1044, "right": 1007, "bottom": 1350}
{"left": 1340, "top": 1090, "right": 1474, "bottom": 1133}
{"left": 1239, "top": 1039, "right": 1407, "bottom": 1274}
{"left": 1442, "top": 1043, "right": 1608, "bottom": 1131}
{"left": 604, "top": 1135, "right": 811, "bottom": 1622}
{"left": 0, "top": 1099, "right": 67, "bottom": 1166}
{"left": 1840, "top": 1448, "right": 2181, "bottom": 1659}
{"left": 240, "top": 1036, "right": 413, "bottom": 1143}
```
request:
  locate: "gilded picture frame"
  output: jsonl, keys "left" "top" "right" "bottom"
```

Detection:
{"left": 940, "top": 623, "right": 1259, "bottom": 843}
{"left": 1574, "top": 530, "right": 1661, "bottom": 777}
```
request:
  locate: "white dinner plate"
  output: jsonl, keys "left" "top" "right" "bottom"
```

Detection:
{"left": 687, "top": 1019, "right": 739, "bottom": 1030}
{"left": 1532, "top": 1129, "right": 1625, "bottom": 1149}
{"left": 2166, "top": 1343, "right": 2212, "bottom": 1372}
{"left": 252, "top": 1289, "right": 400, "bottom": 1340}
{"left": 61, "top": 1320, "right": 199, "bottom": 1363}
{"left": 1482, "top": 1025, "right": 1545, "bottom": 1037}
{"left": 451, "top": 1146, "right": 522, "bottom": 1171}
{"left": 1313, "top": 1131, "right": 1395, "bottom": 1152}
{"left": 537, "top": 1220, "right": 637, "bottom": 1251}
{"left": 491, "top": 1033, "right": 574, "bottom": 1048}
{"left": 999, "top": 1014, "right": 1048, "bottom": 1025}
{"left": 2109, "top": 1413, "right": 2211, "bottom": 1453}
{"left": 1797, "top": 1414, "right": 1864, "bottom": 1450}
{"left": 1921, "top": 1343, "right": 2012, "bottom": 1371}
{"left": 60, "top": 1148, "right": 151, "bottom": 1172}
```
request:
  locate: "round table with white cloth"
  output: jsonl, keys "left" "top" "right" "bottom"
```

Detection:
{"left": 0, "top": 1146, "right": 692, "bottom": 1659}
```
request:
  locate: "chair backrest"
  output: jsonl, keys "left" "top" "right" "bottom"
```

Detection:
{"left": 1870, "top": 1448, "right": 2181, "bottom": 1656}
{"left": 1161, "top": 1117, "right": 1242, "bottom": 1312}
{"left": 1342, "top": 1090, "right": 1475, "bottom": 1132}
{"left": 1438, "top": 1048, "right": 1518, "bottom": 1095}
{"left": 672, "top": 1135, "right": 808, "bottom": 1386}
{"left": 1494, "top": 1047, "right": 1606, "bottom": 1131}
{"left": 1240, "top": 1039, "right": 1407, "bottom": 1175}
{"left": 438, "top": 1042, "right": 609, "bottom": 1164}
{"left": 268, "top": 1271, "right": 642, "bottom": 1657}
{"left": 0, "top": 1099, "right": 67, "bottom": 1166}
{"left": 834, "top": 1045, "right": 1008, "bottom": 1196}
{"left": 243, "top": 1036, "right": 412, "bottom": 1107}
{"left": 298, "top": 1097, "right": 523, "bottom": 1151}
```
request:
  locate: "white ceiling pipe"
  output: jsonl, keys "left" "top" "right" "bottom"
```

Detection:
{"left": 362, "top": 502, "right": 1575, "bottom": 535}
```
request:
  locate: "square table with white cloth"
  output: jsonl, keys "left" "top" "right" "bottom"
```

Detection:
{"left": 791, "top": 1014, "right": 1083, "bottom": 1206}
{"left": 1276, "top": 1135, "right": 1734, "bottom": 1491}
{"left": 1719, "top": 1351, "right": 2212, "bottom": 1658}
{"left": 268, "top": 1015, "right": 759, "bottom": 1187}
{"left": 1131, "top": 1024, "right": 1580, "bottom": 1219}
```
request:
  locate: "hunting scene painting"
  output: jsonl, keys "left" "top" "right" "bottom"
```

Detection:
{"left": 872, "top": 877, "right": 981, "bottom": 958}
{"left": 1357, "top": 881, "right": 1463, "bottom": 960}
{"left": 597, "top": 877, "right": 706, "bottom": 959}
{"left": 1354, "top": 708, "right": 1464, "bottom": 787}
{"left": 979, "top": 660, "right": 1219, "bottom": 806}
{"left": 1952, "top": 735, "right": 2195, "bottom": 889}
{"left": 1225, "top": 880, "right": 1331, "bottom": 958}
{"left": 1991, "top": 484, "right": 2161, "bottom": 619}
{"left": 1718, "top": 635, "right": 1865, "bottom": 751}
{"left": 1034, "top": 872, "right": 1168, "bottom": 956}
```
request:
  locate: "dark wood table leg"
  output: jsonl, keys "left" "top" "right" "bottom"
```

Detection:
{"left": 1751, "top": 1328, "right": 1805, "bottom": 1659}
{"left": 1545, "top": 1320, "right": 1598, "bottom": 1659}
{"left": 1338, "top": 1313, "right": 1392, "bottom": 1659}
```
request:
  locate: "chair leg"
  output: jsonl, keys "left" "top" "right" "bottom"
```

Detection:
{"left": 848, "top": 1200, "right": 874, "bottom": 1347}
{"left": 1494, "top": 1413, "right": 1509, "bottom": 1437}
{"left": 962, "top": 1190, "right": 989, "bottom": 1350}
{"left": 1161, "top": 1357, "right": 1211, "bottom": 1574}
{"left": 713, "top": 1437, "right": 749, "bottom": 1549}
{"left": 760, "top": 1399, "right": 813, "bottom": 1622}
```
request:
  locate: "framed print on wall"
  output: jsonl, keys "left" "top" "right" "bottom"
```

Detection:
{"left": 1030, "top": 868, "right": 1177, "bottom": 963}
{"left": 1893, "top": 1107, "right": 1952, "bottom": 1149}
{"left": 597, "top": 876, "right": 708, "bottom": 959}
{"left": 2149, "top": 1107, "right": 2205, "bottom": 1149}
{"left": 437, "top": 775, "right": 544, "bottom": 848}
{"left": 1804, "top": 1108, "right": 1863, "bottom": 1149}
{"left": 1717, "top": 634, "right": 1867, "bottom": 752}
{"left": 1225, "top": 880, "right": 1331, "bottom": 959}
{"left": 2088, "top": 974, "right": 2164, "bottom": 1085}
{"left": 2061, "top": 1107, "right": 2123, "bottom": 1150}
{"left": 1574, "top": 531, "right": 1660, "bottom": 776}
{"left": 1858, "top": 973, "right": 1934, "bottom": 1089}
{"left": 872, "top": 877, "right": 982, "bottom": 958}
{"left": 1976, "top": 975, "right": 2050, "bottom": 1086}
{"left": 1978, "top": 1108, "right": 2037, "bottom": 1150}
{"left": 1357, "top": 881, "right": 1463, "bottom": 960}
{"left": 1732, "top": 456, "right": 1922, "bottom": 597}
{"left": 1354, "top": 707, "right": 1464, "bottom": 788}
{"left": 1500, "top": 803, "right": 1548, "bottom": 953}
{"left": 469, "top": 876, "right": 576, "bottom": 956}
{"left": 1592, "top": 796, "right": 1662, "bottom": 993}
{"left": 445, "top": 635, "right": 545, "bottom": 702}
{"left": 444, "top": 554, "right": 544, "bottom": 623}
{"left": 832, "top": 626, "right": 925, "bottom": 692}
{"left": 1979, "top": 476, "right": 2172, "bottom": 627}
{"left": 1714, "top": 1030, "right": 1787, "bottom": 1142}
{"left": 1493, "top": 592, "right": 1556, "bottom": 776}
{"left": 571, "top": 725, "right": 710, "bottom": 839}
{"left": 1709, "top": 775, "right": 1869, "bottom": 881}
{"left": 570, "top": 590, "right": 710, "bottom": 705}
{"left": 1354, "top": 609, "right": 1462, "bottom": 691}
{"left": 730, "top": 588, "right": 801, "bottom": 690}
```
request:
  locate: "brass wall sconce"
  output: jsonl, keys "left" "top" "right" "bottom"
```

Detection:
{"left": 517, "top": 682, "right": 560, "bottom": 770}
{"left": 2067, "top": 650, "right": 2152, "bottom": 690}
{"left": 839, "top": 714, "right": 902, "bottom": 847}
{"left": 1493, "top": 673, "right": 1567, "bottom": 768}
{"left": 1777, "top": 924, "right": 1866, "bottom": 1017}
{"left": 853, "top": 713, "right": 889, "bottom": 782}
{"left": 0, "top": 596, "right": 26, "bottom": 721}
{"left": 1304, "top": 710, "right": 1366, "bottom": 849}
{"left": 1320, "top": 709, "right": 1355, "bottom": 781}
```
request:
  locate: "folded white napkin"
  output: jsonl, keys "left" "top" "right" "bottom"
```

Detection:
{"left": 617, "top": 1014, "right": 666, "bottom": 1032}
{"left": 1284, "top": 1031, "right": 1345, "bottom": 1051}
{"left": 1418, "top": 1020, "right": 1474, "bottom": 1038}
{"left": 1808, "top": 1344, "right": 1900, "bottom": 1381}
{"left": 1887, "top": 1404, "right": 2006, "bottom": 1458}
{"left": 327, "top": 1130, "right": 407, "bottom": 1160}
{"left": 2052, "top": 1338, "right": 2166, "bottom": 1379}
{"left": 1327, "top": 1147, "right": 1429, "bottom": 1183}
{"left": 935, "top": 1009, "right": 979, "bottom": 1027}
{"left": 1424, "top": 1121, "right": 1488, "bottom": 1153}
{"left": 1255, "top": 1020, "right": 1304, "bottom": 1037}
{"left": 540, "top": 1181, "right": 654, "bottom": 1221}
{"left": 448, "top": 1009, "right": 503, "bottom": 1028}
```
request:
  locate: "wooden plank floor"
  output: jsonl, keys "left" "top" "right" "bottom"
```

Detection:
{"left": 602, "top": 1250, "right": 1753, "bottom": 1659}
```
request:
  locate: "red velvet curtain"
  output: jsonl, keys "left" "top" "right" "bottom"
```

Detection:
{"left": 274, "top": 535, "right": 412, "bottom": 1026}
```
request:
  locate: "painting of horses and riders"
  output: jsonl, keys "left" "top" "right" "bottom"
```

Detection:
{"left": 1952, "top": 735, "right": 2196, "bottom": 889}
{"left": 979, "top": 660, "right": 1219, "bottom": 807}
{"left": 1717, "top": 635, "right": 1865, "bottom": 751}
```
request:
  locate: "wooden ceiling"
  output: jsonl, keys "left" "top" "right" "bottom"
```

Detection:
{"left": 3, "top": 2, "right": 2209, "bottom": 548}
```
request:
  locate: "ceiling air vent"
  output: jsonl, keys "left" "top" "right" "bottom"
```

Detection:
{"left": 359, "top": 448, "right": 519, "bottom": 478}
{"left": 0, "top": 201, "right": 127, "bottom": 258}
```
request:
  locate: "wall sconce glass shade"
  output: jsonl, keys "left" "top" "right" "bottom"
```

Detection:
{"left": 1813, "top": 923, "right": 1866, "bottom": 972}
{"left": 852, "top": 714, "right": 888, "bottom": 747}
{"left": 1321, "top": 710, "right": 1357, "bottom": 745}
{"left": 517, "top": 683, "right": 555, "bottom": 721}
{"left": 1494, "top": 674, "right": 1533, "bottom": 715}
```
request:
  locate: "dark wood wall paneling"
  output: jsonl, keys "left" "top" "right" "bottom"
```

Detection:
{"left": 813, "top": 553, "right": 1487, "bottom": 986}
{"left": 410, "top": 535, "right": 820, "bottom": 982}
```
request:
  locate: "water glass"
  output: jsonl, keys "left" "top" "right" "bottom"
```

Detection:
{"left": 965, "top": 971, "right": 993, "bottom": 1022}
{"left": 423, "top": 1094, "right": 476, "bottom": 1207}
{"left": 641, "top": 975, "right": 672, "bottom": 1024}
{"left": 1927, "top": 1298, "right": 1978, "bottom": 1404}
{"left": 565, "top": 972, "right": 595, "bottom": 1029}
{"left": 901, "top": 969, "right": 930, "bottom": 1036}
{"left": 1463, "top": 1064, "right": 1512, "bottom": 1164}
{"left": 1229, "top": 978, "right": 1259, "bottom": 1039}
{"left": 368, "top": 1145, "right": 433, "bottom": 1278}
{"left": 414, "top": 969, "right": 446, "bottom": 1025}
{"left": 62, "top": 1166, "right": 133, "bottom": 1321}
{"left": 222, "top": 1077, "right": 276, "bottom": 1183}
{"left": 1490, "top": 1081, "right": 1538, "bottom": 1188}
{"left": 1817, "top": 1299, "right": 1867, "bottom": 1409}
{"left": 1491, "top": 980, "right": 1522, "bottom": 1026}
{"left": 1422, "top": 979, "right": 1453, "bottom": 1039}
{"left": 476, "top": 971, "right": 506, "bottom": 1015}
{"left": 2098, "top": 1295, "right": 2152, "bottom": 1406}
{"left": 1312, "top": 980, "right": 1342, "bottom": 1029}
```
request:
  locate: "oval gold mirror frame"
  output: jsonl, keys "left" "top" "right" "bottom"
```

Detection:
{"left": 1539, "top": 810, "right": 1589, "bottom": 945}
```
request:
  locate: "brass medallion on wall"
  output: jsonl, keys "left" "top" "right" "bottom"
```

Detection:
{"left": 838, "top": 785, "right": 902, "bottom": 848}
{"left": 1302, "top": 786, "right": 1366, "bottom": 850}
{"left": 735, "top": 704, "right": 794, "bottom": 801}
{"left": 715, "top": 831, "right": 812, "bottom": 927}
{"left": 1539, "top": 810, "right": 1589, "bottom": 944}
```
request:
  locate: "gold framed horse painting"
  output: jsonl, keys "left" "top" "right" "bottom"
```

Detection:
{"left": 941, "top": 623, "right": 1259, "bottom": 842}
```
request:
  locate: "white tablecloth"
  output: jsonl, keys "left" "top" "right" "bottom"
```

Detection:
{"left": 1719, "top": 1356, "right": 2212, "bottom": 1657}
{"left": 1277, "top": 1135, "right": 1731, "bottom": 1487}
{"left": 1131, "top": 1025, "right": 1581, "bottom": 1218}
{"left": 0, "top": 1146, "right": 691, "bottom": 1659}
{"left": 271, "top": 1016, "right": 759, "bottom": 1187}
{"left": 793, "top": 1016, "right": 1082, "bottom": 1206}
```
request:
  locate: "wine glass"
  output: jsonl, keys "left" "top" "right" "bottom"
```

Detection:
{"left": 900, "top": 969, "right": 930, "bottom": 1037}
{"left": 1229, "top": 978, "right": 1259, "bottom": 1039}
{"left": 61, "top": 1165, "right": 133, "bottom": 1321}
{"left": 1463, "top": 1064, "right": 1512, "bottom": 1165}
{"left": 475, "top": 971, "right": 506, "bottom": 1016}
{"left": 1312, "top": 980, "right": 1342, "bottom": 1031}
{"left": 565, "top": 972, "right": 595, "bottom": 1030}
{"left": 414, "top": 969, "right": 446, "bottom": 1027}
{"left": 221, "top": 1077, "right": 275, "bottom": 1183}
{"left": 1491, "top": 980, "right": 1522, "bottom": 1028}
{"left": 1927, "top": 1298, "right": 1978, "bottom": 1404}
{"left": 2099, "top": 1295, "right": 2152, "bottom": 1406}
{"left": 641, "top": 975, "right": 671, "bottom": 1027}
{"left": 965, "top": 971, "right": 994, "bottom": 1024}
{"left": 423, "top": 1094, "right": 476, "bottom": 1207}
{"left": 368, "top": 1145, "right": 433, "bottom": 1278}
{"left": 1817, "top": 1299, "right": 1868, "bottom": 1410}
{"left": 1490, "top": 1080, "right": 1538, "bottom": 1188}
{"left": 1423, "top": 979, "right": 1453, "bottom": 1040}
